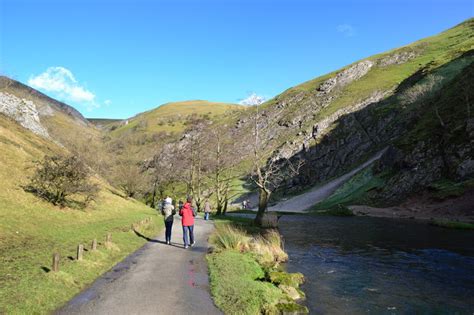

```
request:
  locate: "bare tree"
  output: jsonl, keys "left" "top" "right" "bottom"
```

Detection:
{"left": 400, "top": 74, "right": 445, "bottom": 127}
{"left": 208, "top": 129, "right": 242, "bottom": 215}
{"left": 250, "top": 105, "right": 304, "bottom": 225}
{"left": 111, "top": 151, "right": 146, "bottom": 198}
{"left": 175, "top": 122, "right": 211, "bottom": 211}
{"left": 147, "top": 145, "right": 180, "bottom": 208}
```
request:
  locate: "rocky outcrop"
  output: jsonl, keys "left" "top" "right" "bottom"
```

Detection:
{"left": 273, "top": 90, "right": 390, "bottom": 161}
{"left": 0, "top": 76, "right": 89, "bottom": 126}
{"left": 378, "top": 50, "right": 417, "bottom": 67}
{"left": 0, "top": 92, "right": 50, "bottom": 138}
{"left": 317, "top": 60, "right": 374, "bottom": 96}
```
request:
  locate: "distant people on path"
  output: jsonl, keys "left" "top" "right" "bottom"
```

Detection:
{"left": 160, "top": 196, "right": 176, "bottom": 245}
{"left": 204, "top": 199, "right": 211, "bottom": 220}
{"left": 241, "top": 199, "right": 251, "bottom": 210}
{"left": 179, "top": 196, "right": 196, "bottom": 249}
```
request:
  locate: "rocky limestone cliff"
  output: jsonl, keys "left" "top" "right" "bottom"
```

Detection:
{"left": 0, "top": 92, "right": 50, "bottom": 138}
{"left": 0, "top": 76, "right": 90, "bottom": 127}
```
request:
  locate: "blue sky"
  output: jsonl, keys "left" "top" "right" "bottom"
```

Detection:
{"left": 1, "top": 0, "right": 473, "bottom": 118}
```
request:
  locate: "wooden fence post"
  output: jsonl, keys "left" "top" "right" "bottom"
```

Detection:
{"left": 52, "top": 253, "right": 60, "bottom": 272}
{"left": 77, "top": 244, "right": 84, "bottom": 261}
{"left": 91, "top": 239, "right": 97, "bottom": 251}
{"left": 105, "top": 233, "right": 112, "bottom": 247}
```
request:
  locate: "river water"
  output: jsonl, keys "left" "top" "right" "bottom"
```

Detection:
{"left": 278, "top": 215, "right": 474, "bottom": 314}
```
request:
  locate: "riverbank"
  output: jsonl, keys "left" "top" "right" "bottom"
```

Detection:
{"left": 207, "top": 216, "right": 308, "bottom": 314}
{"left": 349, "top": 188, "right": 474, "bottom": 225}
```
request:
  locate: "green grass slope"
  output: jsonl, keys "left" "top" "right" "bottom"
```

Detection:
{"left": 0, "top": 115, "right": 162, "bottom": 313}
{"left": 271, "top": 18, "right": 473, "bottom": 118}
{"left": 111, "top": 100, "right": 242, "bottom": 135}
{"left": 105, "top": 100, "right": 244, "bottom": 161}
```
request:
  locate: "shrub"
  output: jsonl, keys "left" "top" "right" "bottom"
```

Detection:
{"left": 27, "top": 154, "right": 99, "bottom": 207}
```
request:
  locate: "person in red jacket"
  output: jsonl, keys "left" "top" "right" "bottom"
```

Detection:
{"left": 179, "top": 196, "right": 196, "bottom": 249}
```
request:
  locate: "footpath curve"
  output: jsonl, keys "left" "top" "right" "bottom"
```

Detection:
{"left": 268, "top": 148, "right": 388, "bottom": 213}
{"left": 57, "top": 216, "right": 221, "bottom": 315}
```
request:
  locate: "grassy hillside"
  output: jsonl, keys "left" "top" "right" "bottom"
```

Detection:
{"left": 262, "top": 19, "right": 473, "bottom": 124}
{"left": 0, "top": 114, "right": 162, "bottom": 313}
{"left": 110, "top": 100, "right": 242, "bottom": 135}
{"left": 104, "top": 100, "right": 244, "bottom": 161}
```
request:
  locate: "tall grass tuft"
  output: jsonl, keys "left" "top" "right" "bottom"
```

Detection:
{"left": 250, "top": 229, "right": 288, "bottom": 267}
{"left": 211, "top": 224, "right": 250, "bottom": 251}
{"left": 210, "top": 225, "right": 288, "bottom": 267}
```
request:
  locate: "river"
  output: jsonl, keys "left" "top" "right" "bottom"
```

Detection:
{"left": 278, "top": 215, "right": 474, "bottom": 314}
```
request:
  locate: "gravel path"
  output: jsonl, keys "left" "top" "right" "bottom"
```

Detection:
{"left": 57, "top": 216, "right": 221, "bottom": 315}
{"left": 268, "top": 148, "right": 388, "bottom": 213}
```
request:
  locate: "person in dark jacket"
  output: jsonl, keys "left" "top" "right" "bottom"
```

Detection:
{"left": 161, "top": 198, "right": 175, "bottom": 245}
{"left": 179, "top": 196, "right": 195, "bottom": 249}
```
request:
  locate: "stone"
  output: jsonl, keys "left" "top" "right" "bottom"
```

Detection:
{"left": 279, "top": 285, "right": 303, "bottom": 300}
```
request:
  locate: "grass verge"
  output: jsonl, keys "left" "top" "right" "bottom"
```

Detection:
{"left": 207, "top": 216, "right": 308, "bottom": 314}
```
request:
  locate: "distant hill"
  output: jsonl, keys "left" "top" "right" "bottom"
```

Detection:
{"left": 103, "top": 100, "right": 244, "bottom": 161}
{"left": 109, "top": 100, "right": 242, "bottom": 134}
{"left": 87, "top": 118, "right": 124, "bottom": 129}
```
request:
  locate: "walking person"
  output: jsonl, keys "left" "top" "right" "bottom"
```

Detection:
{"left": 161, "top": 197, "right": 176, "bottom": 245}
{"left": 204, "top": 199, "right": 211, "bottom": 220}
{"left": 179, "top": 196, "right": 196, "bottom": 249}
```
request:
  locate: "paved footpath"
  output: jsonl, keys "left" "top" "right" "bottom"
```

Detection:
{"left": 57, "top": 215, "right": 221, "bottom": 315}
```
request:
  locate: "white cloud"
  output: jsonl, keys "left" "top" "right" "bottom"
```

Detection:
{"left": 239, "top": 93, "right": 266, "bottom": 106}
{"left": 28, "top": 66, "right": 99, "bottom": 111}
{"left": 104, "top": 99, "right": 112, "bottom": 106}
{"left": 337, "top": 24, "right": 356, "bottom": 37}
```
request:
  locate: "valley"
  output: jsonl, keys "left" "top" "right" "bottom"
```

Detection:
{"left": 0, "top": 17, "right": 473, "bottom": 314}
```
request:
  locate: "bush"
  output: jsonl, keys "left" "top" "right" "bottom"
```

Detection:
{"left": 27, "top": 154, "right": 99, "bottom": 207}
